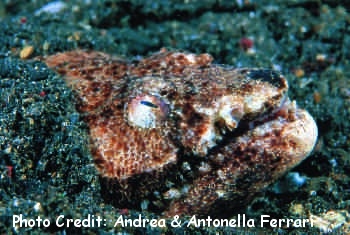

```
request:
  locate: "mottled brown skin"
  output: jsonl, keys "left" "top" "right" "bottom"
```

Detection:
{"left": 44, "top": 49, "right": 317, "bottom": 216}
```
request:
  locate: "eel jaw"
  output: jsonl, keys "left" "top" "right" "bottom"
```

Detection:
{"left": 165, "top": 101, "right": 318, "bottom": 216}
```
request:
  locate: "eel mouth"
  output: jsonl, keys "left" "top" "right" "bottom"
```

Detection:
{"left": 208, "top": 95, "right": 317, "bottom": 161}
{"left": 192, "top": 91, "right": 290, "bottom": 157}
{"left": 246, "top": 94, "right": 290, "bottom": 131}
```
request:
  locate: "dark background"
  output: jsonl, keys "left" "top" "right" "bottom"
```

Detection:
{"left": 0, "top": 0, "right": 349, "bottom": 234}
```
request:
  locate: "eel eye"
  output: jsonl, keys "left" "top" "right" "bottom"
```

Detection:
{"left": 127, "top": 94, "right": 169, "bottom": 129}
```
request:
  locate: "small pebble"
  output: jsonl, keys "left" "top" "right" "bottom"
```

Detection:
{"left": 34, "top": 1, "right": 67, "bottom": 16}
{"left": 43, "top": 41, "right": 50, "bottom": 51}
{"left": 313, "top": 91, "right": 322, "bottom": 103}
{"left": 316, "top": 53, "right": 327, "bottom": 62}
{"left": 239, "top": 37, "right": 254, "bottom": 51}
{"left": 20, "top": 46, "right": 34, "bottom": 59}
{"left": 289, "top": 203, "right": 305, "bottom": 216}
{"left": 294, "top": 68, "right": 305, "bottom": 78}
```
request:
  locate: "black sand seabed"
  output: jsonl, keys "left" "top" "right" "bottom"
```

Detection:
{"left": 0, "top": 0, "right": 349, "bottom": 234}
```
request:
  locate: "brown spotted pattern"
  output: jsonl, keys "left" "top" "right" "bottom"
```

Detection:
{"left": 43, "top": 49, "right": 317, "bottom": 216}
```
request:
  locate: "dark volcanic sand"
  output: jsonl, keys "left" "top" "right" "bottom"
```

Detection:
{"left": 0, "top": 1, "right": 349, "bottom": 234}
